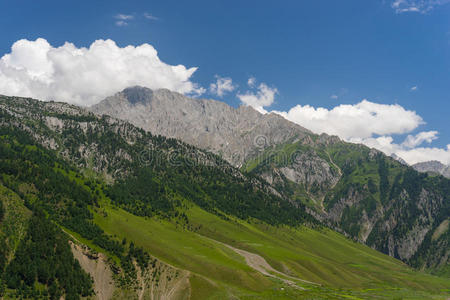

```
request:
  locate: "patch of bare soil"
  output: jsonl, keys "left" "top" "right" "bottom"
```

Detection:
{"left": 70, "top": 241, "right": 116, "bottom": 300}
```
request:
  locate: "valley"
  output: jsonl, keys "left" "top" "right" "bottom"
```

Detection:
{"left": 0, "top": 93, "right": 448, "bottom": 299}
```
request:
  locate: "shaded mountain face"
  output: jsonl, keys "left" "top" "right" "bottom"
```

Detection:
{"left": 122, "top": 86, "right": 154, "bottom": 104}
{"left": 92, "top": 87, "right": 450, "bottom": 271}
{"left": 413, "top": 161, "right": 450, "bottom": 179}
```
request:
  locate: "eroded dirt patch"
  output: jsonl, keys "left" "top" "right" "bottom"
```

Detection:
{"left": 70, "top": 241, "right": 115, "bottom": 300}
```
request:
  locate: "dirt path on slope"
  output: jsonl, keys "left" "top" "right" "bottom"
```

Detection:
{"left": 224, "top": 243, "right": 319, "bottom": 289}
{"left": 198, "top": 234, "right": 319, "bottom": 289}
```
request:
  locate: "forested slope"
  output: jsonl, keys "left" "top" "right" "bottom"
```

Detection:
{"left": 0, "top": 94, "right": 449, "bottom": 299}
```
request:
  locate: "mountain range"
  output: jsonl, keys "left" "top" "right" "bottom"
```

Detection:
{"left": 0, "top": 90, "right": 448, "bottom": 299}
{"left": 92, "top": 86, "right": 450, "bottom": 269}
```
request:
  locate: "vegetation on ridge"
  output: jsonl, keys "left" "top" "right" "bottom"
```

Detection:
{"left": 0, "top": 94, "right": 448, "bottom": 299}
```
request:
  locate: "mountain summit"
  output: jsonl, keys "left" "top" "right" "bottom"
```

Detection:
{"left": 91, "top": 86, "right": 314, "bottom": 166}
{"left": 122, "top": 86, "right": 154, "bottom": 104}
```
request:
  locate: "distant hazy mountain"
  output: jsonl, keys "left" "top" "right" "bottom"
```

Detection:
{"left": 91, "top": 87, "right": 450, "bottom": 272}
{"left": 413, "top": 160, "right": 450, "bottom": 179}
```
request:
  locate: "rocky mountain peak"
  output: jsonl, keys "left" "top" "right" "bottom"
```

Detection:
{"left": 121, "top": 86, "right": 154, "bottom": 104}
{"left": 90, "top": 86, "right": 314, "bottom": 165}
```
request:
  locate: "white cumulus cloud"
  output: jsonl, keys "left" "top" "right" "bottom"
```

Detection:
{"left": 272, "top": 100, "right": 450, "bottom": 165}
{"left": 401, "top": 130, "right": 438, "bottom": 148}
{"left": 274, "top": 100, "right": 423, "bottom": 140}
{"left": 237, "top": 79, "right": 277, "bottom": 113}
{"left": 354, "top": 134, "right": 450, "bottom": 165}
{"left": 396, "top": 145, "right": 450, "bottom": 165}
{"left": 209, "top": 75, "right": 235, "bottom": 97}
{"left": 240, "top": 87, "right": 449, "bottom": 165}
{"left": 0, "top": 38, "right": 204, "bottom": 106}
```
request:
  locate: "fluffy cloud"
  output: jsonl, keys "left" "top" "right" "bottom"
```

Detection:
{"left": 391, "top": 0, "right": 450, "bottom": 13}
{"left": 273, "top": 101, "right": 450, "bottom": 165}
{"left": 244, "top": 86, "right": 448, "bottom": 164}
{"left": 209, "top": 75, "right": 235, "bottom": 97}
{"left": 237, "top": 78, "right": 277, "bottom": 113}
{"left": 0, "top": 38, "right": 204, "bottom": 106}
{"left": 274, "top": 100, "right": 423, "bottom": 140}
{"left": 396, "top": 145, "right": 450, "bottom": 165}
{"left": 402, "top": 130, "right": 438, "bottom": 148}
{"left": 354, "top": 134, "right": 450, "bottom": 165}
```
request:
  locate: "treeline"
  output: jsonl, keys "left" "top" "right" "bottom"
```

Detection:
{"left": 0, "top": 128, "right": 122, "bottom": 298}
{"left": 0, "top": 127, "right": 126, "bottom": 255}
{"left": 3, "top": 98, "right": 316, "bottom": 229}
{"left": 119, "top": 240, "right": 154, "bottom": 286}
{"left": 0, "top": 125, "right": 170, "bottom": 297}
{"left": 3, "top": 211, "right": 93, "bottom": 299}
{"left": 107, "top": 161, "right": 315, "bottom": 227}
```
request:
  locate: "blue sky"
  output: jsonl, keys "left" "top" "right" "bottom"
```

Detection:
{"left": 0, "top": 0, "right": 449, "bottom": 164}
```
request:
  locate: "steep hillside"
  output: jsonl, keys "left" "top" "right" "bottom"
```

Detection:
{"left": 0, "top": 95, "right": 311, "bottom": 226}
{"left": 1, "top": 94, "right": 449, "bottom": 299}
{"left": 92, "top": 87, "right": 450, "bottom": 273}
{"left": 244, "top": 134, "right": 450, "bottom": 272}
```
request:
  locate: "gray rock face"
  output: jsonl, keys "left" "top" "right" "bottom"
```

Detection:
{"left": 261, "top": 150, "right": 341, "bottom": 203}
{"left": 90, "top": 87, "right": 312, "bottom": 166}
{"left": 413, "top": 160, "right": 450, "bottom": 179}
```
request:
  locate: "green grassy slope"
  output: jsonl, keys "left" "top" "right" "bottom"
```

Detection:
{"left": 243, "top": 138, "right": 450, "bottom": 273}
{"left": 1, "top": 95, "right": 449, "bottom": 299}
{"left": 0, "top": 184, "right": 32, "bottom": 254}
{"left": 93, "top": 203, "right": 450, "bottom": 299}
